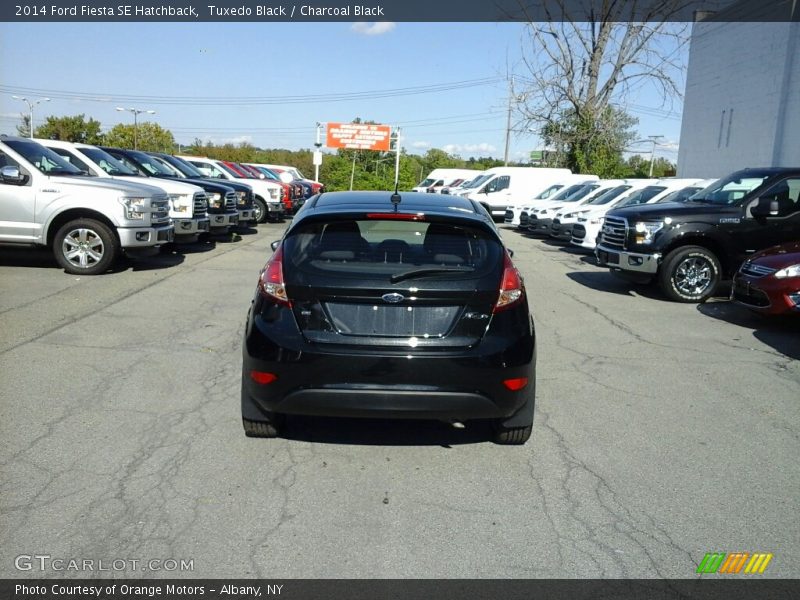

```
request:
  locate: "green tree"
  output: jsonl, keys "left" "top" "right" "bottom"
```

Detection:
{"left": 540, "top": 107, "right": 637, "bottom": 177}
{"left": 15, "top": 114, "right": 31, "bottom": 138}
{"left": 34, "top": 114, "right": 104, "bottom": 143}
{"left": 104, "top": 122, "right": 175, "bottom": 152}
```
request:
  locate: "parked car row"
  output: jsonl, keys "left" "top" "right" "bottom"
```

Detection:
{"left": 0, "top": 135, "right": 320, "bottom": 275}
{"left": 502, "top": 169, "right": 800, "bottom": 315}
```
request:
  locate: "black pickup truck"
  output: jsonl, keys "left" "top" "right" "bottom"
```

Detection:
{"left": 595, "top": 168, "right": 800, "bottom": 302}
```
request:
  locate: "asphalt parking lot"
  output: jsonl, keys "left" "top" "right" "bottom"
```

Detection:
{"left": 1, "top": 222, "right": 798, "bottom": 579}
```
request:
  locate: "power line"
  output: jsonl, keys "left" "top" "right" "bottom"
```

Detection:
{"left": 0, "top": 77, "right": 504, "bottom": 107}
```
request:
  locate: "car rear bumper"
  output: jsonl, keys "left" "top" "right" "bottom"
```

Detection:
{"left": 242, "top": 315, "right": 536, "bottom": 422}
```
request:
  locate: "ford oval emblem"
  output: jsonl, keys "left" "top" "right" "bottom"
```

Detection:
{"left": 382, "top": 293, "right": 405, "bottom": 303}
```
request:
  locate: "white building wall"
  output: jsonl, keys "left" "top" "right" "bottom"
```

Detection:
{"left": 677, "top": 21, "right": 800, "bottom": 178}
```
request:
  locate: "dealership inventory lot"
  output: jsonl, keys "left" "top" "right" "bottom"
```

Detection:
{"left": 1, "top": 224, "right": 798, "bottom": 578}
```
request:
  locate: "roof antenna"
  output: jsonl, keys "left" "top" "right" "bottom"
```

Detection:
{"left": 390, "top": 182, "right": 401, "bottom": 212}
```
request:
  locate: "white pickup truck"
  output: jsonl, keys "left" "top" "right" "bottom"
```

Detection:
{"left": 0, "top": 136, "right": 173, "bottom": 275}
{"left": 39, "top": 139, "right": 210, "bottom": 243}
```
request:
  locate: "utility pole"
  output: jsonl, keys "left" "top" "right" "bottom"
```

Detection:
{"left": 116, "top": 107, "right": 156, "bottom": 150}
{"left": 648, "top": 135, "right": 664, "bottom": 177}
{"left": 313, "top": 122, "right": 323, "bottom": 182}
{"left": 503, "top": 77, "right": 513, "bottom": 166}
{"left": 393, "top": 127, "right": 401, "bottom": 188}
{"left": 11, "top": 96, "right": 50, "bottom": 139}
{"left": 349, "top": 151, "right": 357, "bottom": 191}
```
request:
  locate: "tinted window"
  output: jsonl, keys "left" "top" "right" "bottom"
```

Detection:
{"left": 49, "top": 148, "right": 93, "bottom": 174}
{"left": 656, "top": 186, "right": 702, "bottom": 203}
{"left": 617, "top": 186, "right": 667, "bottom": 207}
{"left": 4, "top": 139, "right": 83, "bottom": 176}
{"left": 283, "top": 219, "right": 502, "bottom": 281}
{"left": 81, "top": 147, "right": 139, "bottom": 176}
{"left": 588, "top": 185, "right": 632, "bottom": 205}
{"left": 691, "top": 174, "right": 771, "bottom": 205}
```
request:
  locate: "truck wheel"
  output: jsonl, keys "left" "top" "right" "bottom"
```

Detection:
{"left": 253, "top": 197, "right": 268, "bottom": 224}
{"left": 53, "top": 218, "right": 118, "bottom": 275}
{"left": 242, "top": 416, "right": 282, "bottom": 438}
{"left": 659, "top": 245, "right": 721, "bottom": 303}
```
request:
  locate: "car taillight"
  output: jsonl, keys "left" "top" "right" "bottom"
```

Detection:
{"left": 258, "top": 245, "right": 291, "bottom": 307}
{"left": 494, "top": 251, "right": 524, "bottom": 313}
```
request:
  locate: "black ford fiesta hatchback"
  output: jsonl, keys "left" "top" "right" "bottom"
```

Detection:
{"left": 241, "top": 191, "right": 536, "bottom": 444}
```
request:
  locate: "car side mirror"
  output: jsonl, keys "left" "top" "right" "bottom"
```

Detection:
{"left": 751, "top": 196, "right": 780, "bottom": 217}
{"left": 0, "top": 165, "right": 26, "bottom": 185}
{"left": 507, "top": 248, "right": 514, "bottom": 258}
{"left": 270, "top": 240, "right": 280, "bottom": 251}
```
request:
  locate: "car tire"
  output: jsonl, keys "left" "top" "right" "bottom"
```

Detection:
{"left": 659, "top": 245, "right": 721, "bottom": 303}
{"left": 253, "top": 197, "right": 268, "bottom": 224}
{"left": 53, "top": 218, "right": 118, "bottom": 275}
{"left": 492, "top": 424, "right": 533, "bottom": 445}
{"left": 242, "top": 416, "right": 281, "bottom": 438}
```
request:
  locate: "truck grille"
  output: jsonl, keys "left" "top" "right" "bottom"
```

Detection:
{"left": 193, "top": 192, "right": 208, "bottom": 217}
{"left": 599, "top": 215, "right": 627, "bottom": 250}
{"left": 224, "top": 192, "right": 237, "bottom": 211}
{"left": 740, "top": 262, "right": 777, "bottom": 278}
{"left": 151, "top": 195, "right": 170, "bottom": 225}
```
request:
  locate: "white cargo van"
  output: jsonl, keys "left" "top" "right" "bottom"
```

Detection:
{"left": 461, "top": 166, "right": 572, "bottom": 219}
{"left": 412, "top": 168, "right": 481, "bottom": 193}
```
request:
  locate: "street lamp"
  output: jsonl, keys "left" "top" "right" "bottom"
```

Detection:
{"left": 648, "top": 135, "right": 664, "bottom": 178}
{"left": 116, "top": 107, "right": 156, "bottom": 150}
{"left": 11, "top": 95, "right": 50, "bottom": 139}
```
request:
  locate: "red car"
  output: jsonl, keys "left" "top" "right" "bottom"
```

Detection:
{"left": 732, "top": 241, "right": 800, "bottom": 315}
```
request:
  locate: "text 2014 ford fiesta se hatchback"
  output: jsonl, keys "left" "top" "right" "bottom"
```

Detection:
{"left": 241, "top": 191, "right": 536, "bottom": 444}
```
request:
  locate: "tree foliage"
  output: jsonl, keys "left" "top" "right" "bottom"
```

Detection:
{"left": 518, "top": 1, "right": 689, "bottom": 175}
{"left": 103, "top": 122, "right": 175, "bottom": 152}
{"left": 34, "top": 114, "right": 104, "bottom": 144}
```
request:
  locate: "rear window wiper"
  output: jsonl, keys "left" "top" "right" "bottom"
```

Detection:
{"left": 390, "top": 267, "right": 471, "bottom": 284}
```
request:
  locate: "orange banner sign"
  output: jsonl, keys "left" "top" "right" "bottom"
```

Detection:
{"left": 326, "top": 122, "right": 392, "bottom": 151}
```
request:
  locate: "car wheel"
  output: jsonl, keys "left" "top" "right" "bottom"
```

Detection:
{"left": 659, "top": 245, "right": 721, "bottom": 303}
{"left": 492, "top": 424, "right": 533, "bottom": 445}
{"left": 253, "top": 197, "right": 268, "bottom": 224}
{"left": 53, "top": 218, "right": 118, "bottom": 275}
{"left": 242, "top": 416, "right": 282, "bottom": 438}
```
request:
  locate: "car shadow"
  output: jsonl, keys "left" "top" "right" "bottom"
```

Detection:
{"left": 565, "top": 271, "right": 666, "bottom": 300}
{"left": 279, "top": 415, "right": 496, "bottom": 447}
{"left": 127, "top": 251, "right": 185, "bottom": 271}
{"left": 170, "top": 239, "right": 217, "bottom": 254}
{"left": 0, "top": 247, "right": 60, "bottom": 270}
{"left": 697, "top": 301, "right": 800, "bottom": 360}
{"left": 235, "top": 225, "right": 260, "bottom": 236}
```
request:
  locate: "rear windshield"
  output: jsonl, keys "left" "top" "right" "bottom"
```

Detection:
{"left": 283, "top": 218, "right": 503, "bottom": 281}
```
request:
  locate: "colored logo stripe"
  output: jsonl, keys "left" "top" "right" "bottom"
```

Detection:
{"left": 697, "top": 552, "right": 773, "bottom": 574}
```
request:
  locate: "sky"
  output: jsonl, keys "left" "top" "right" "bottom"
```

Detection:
{"left": 0, "top": 21, "right": 685, "bottom": 164}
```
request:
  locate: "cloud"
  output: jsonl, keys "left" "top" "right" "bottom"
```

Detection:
{"left": 442, "top": 142, "right": 497, "bottom": 154}
{"left": 207, "top": 135, "right": 253, "bottom": 146}
{"left": 351, "top": 22, "right": 396, "bottom": 36}
{"left": 411, "top": 140, "right": 431, "bottom": 149}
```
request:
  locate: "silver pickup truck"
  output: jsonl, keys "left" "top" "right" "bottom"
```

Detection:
{"left": 0, "top": 136, "right": 174, "bottom": 275}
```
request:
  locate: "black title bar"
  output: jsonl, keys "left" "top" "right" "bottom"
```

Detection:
{"left": 2, "top": 0, "right": 799, "bottom": 22}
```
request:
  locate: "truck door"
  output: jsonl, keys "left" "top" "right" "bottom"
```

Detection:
{"left": 739, "top": 176, "right": 800, "bottom": 253}
{"left": 0, "top": 150, "right": 38, "bottom": 242}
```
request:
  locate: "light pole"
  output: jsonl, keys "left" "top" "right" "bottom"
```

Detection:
{"left": 116, "top": 107, "right": 156, "bottom": 150}
{"left": 11, "top": 95, "right": 50, "bottom": 139}
{"left": 648, "top": 135, "right": 664, "bottom": 178}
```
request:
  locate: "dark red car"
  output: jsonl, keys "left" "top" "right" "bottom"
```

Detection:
{"left": 732, "top": 241, "right": 800, "bottom": 315}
